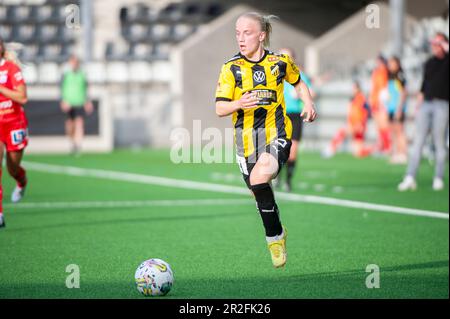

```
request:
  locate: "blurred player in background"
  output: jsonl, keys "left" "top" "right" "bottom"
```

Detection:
{"left": 275, "top": 47, "right": 315, "bottom": 192}
{"left": 60, "top": 55, "right": 93, "bottom": 156}
{"left": 398, "top": 33, "right": 449, "bottom": 191}
{"left": 0, "top": 38, "right": 29, "bottom": 228}
{"left": 383, "top": 56, "right": 408, "bottom": 164}
{"left": 215, "top": 12, "right": 316, "bottom": 268}
{"left": 323, "top": 81, "right": 372, "bottom": 158}
{"left": 370, "top": 55, "right": 391, "bottom": 154}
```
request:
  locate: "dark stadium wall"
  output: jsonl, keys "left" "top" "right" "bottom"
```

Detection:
{"left": 202, "top": 0, "right": 448, "bottom": 36}
{"left": 304, "top": 2, "right": 419, "bottom": 78}
{"left": 405, "top": 0, "right": 449, "bottom": 19}
{"left": 26, "top": 100, "right": 99, "bottom": 136}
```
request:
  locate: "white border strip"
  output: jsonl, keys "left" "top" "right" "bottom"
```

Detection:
{"left": 23, "top": 161, "right": 449, "bottom": 220}
{"left": 4, "top": 199, "right": 251, "bottom": 210}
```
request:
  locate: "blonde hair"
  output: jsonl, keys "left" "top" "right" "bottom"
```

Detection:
{"left": 4, "top": 50, "right": 21, "bottom": 66}
{"left": 239, "top": 12, "right": 278, "bottom": 48}
{"left": 1, "top": 41, "right": 23, "bottom": 67}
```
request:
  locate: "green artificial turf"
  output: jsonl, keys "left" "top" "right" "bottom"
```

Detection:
{"left": 0, "top": 150, "right": 448, "bottom": 298}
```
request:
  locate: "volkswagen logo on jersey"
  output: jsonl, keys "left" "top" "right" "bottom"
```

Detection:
{"left": 253, "top": 71, "right": 266, "bottom": 83}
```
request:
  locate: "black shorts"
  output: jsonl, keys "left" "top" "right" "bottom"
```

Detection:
{"left": 388, "top": 112, "right": 406, "bottom": 123}
{"left": 67, "top": 107, "right": 85, "bottom": 120}
{"left": 287, "top": 113, "right": 303, "bottom": 141}
{"left": 237, "top": 138, "right": 292, "bottom": 189}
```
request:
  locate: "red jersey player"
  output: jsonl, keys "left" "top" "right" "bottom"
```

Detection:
{"left": 0, "top": 38, "right": 29, "bottom": 228}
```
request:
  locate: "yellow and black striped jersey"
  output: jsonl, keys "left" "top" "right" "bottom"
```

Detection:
{"left": 215, "top": 50, "right": 301, "bottom": 158}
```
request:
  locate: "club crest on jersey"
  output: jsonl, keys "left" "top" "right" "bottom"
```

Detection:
{"left": 10, "top": 129, "right": 27, "bottom": 146}
{"left": 14, "top": 72, "right": 23, "bottom": 82}
{"left": 253, "top": 71, "right": 266, "bottom": 83}
{"left": 271, "top": 65, "right": 280, "bottom": 76}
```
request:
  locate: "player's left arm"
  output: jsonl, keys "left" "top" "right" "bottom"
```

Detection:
{"left": 295, "top": 80, "right": 317, "bottom": 122}
{"left": 83, "top": 72, "right": 94, "bottom": 115}
{"left": 0, "top": 83, "right": 28, "bottom": 105}
{"left": 284, "top": 55, "right": 317, "bottom": 122}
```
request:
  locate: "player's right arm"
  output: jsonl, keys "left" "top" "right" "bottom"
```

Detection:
{"left": 0, "top": 63, "right": 27, "bottom": 105}
{"left": 0, "top": 83, "right": 27, "bottom": 105}
{"left": 215, "top": 63, "right": 258, "bottom": 117}
{"left": 216, "top": 92, "right": 258, "bottom": 117}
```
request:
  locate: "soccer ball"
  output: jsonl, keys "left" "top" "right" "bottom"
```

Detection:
{"left": 134, "top": 258, "right": 174, "bottom": 296}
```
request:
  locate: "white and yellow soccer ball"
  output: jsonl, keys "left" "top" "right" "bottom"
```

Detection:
{"left": 134, "top": 258, "right": 174, "bottom": 296}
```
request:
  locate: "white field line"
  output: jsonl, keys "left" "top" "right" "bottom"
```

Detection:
{"left": 22, "top": 161, "right": 449, "bottom": 220}
{"left": 4, "top": 199, "right": 251, "bottom": 210}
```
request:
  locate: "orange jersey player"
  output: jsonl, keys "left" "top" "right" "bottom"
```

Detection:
{"left": 348, "top": 86, "right": 369, "bottom": 140}
{"left": 324, "top": 82, "right": 372, "bottom": 158}
{"left": 369, "top": 55, "right": 391, "bottom": 153}
{"left": 369, "top": 56, "right": 388, "bottom": 113}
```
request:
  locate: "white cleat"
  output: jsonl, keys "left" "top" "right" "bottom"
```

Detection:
{"left": 11, "top": 185, "right": 26, "bottom": 203}
{"left": 390, "top": 154, "right": 408, "bottom": 165}
{"left": 0, "top": 214, "right": 5, "bottom": 228}
{"left": 321, "top": 146, "right": 335, "bottom": 159}
{"left": 432, "top": 178, "right": 444, "bottom": 191}
{"left": 398, "top": 176, "right": 417, "bottom": 192}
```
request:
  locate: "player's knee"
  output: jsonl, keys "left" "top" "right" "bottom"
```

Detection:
{"left": 6, "top": 159, "right": 21, "bottom": 176}
{"left": 435, "top": 146, "right": 447, "bottom": 160}
{"left": 249, "top": 172, "right": 267, "bottom": 186}
{"left": 260, "top": 153, "right": 278, "bottom": 174}
{"left": 7, "top": 165, "right": 18, "bottom": 177}
{"left": 250, "top": 166, "right": 274, "bottom": 186}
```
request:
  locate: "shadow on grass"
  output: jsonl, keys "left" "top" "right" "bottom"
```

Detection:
{"left": 1, "top": 260, "right": 447, "bottom": 299}
{"left": 8, "top": 210, "right": 249, "bottom": 233}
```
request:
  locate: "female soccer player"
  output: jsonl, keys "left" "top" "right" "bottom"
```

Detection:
{"left": 384, "top": 56, "right": 408, "bottom": 164}
{"left": 323, "top": 81, "right": 372, "bottom": 158}
{"left": 370, "top": 55, "right": 391, "bottom": 154}
{"left": 60, "top": 55, "right": 93, "bottom": 155}
{"left": 0, "top": 38, "right": 29, "bottom": 228}
{"left": 215, "top": 13, "right": 316, "bottom": 268}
